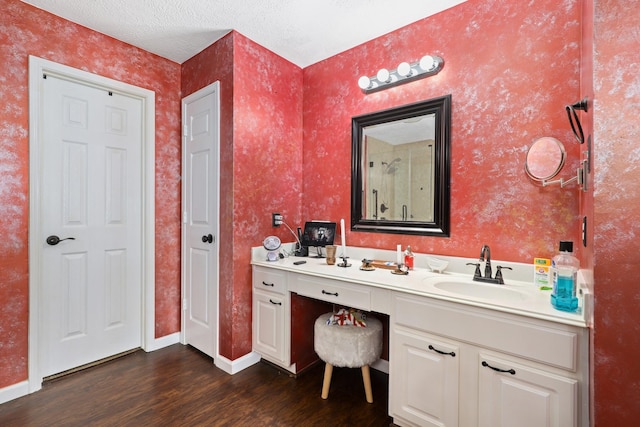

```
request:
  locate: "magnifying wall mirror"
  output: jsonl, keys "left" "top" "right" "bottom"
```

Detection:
{"left": 351, "top": 95, "right": 451, "bottom": 236}
{"left": 525, "top": 137, "right": 566, "bottom": 182}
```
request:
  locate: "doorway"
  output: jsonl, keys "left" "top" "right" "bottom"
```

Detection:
{"left": 28, "top": 56, "right": 156, "bottom": 391}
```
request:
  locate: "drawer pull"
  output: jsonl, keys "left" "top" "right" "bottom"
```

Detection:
{"left": 482, "top": 361, "right": 515, "bottom": 375}
{"left": 321, "top": 290, "right": 339, "bottom": 297}
{"left": 428, "top": 345, "right": 456, "bottom": 357}
{"left": 269, "top": 299, "right": 282, "bottom": 306}
{"left": 262, "top": 281, "right": 275, "bottom": 287}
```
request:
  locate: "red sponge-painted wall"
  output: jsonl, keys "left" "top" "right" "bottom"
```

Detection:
{"left": 182, "top": 31, "right": 304, "bottom": 360}
{"left": 3, "top": 0, "right": 640, "bottom": 424}
{"left": 0, "top": 1, "right": 181, "bottom": 388}
{"left": 592, "top": 1, "right": 640, "bottom": 425}
{"left": 302, "top": 0, "right": 581, "bottom": 262}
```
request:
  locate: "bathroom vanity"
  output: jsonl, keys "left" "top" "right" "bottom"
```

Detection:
{"left": 251, "top": 245, "right": 590, "bottom": 427}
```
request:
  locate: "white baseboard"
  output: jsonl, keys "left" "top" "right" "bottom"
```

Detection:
{"left": 144, "top": 332, "right": 180, "bottom": 352}
{"left": 213, "top": 351, "right": 386, "bottom": 376}
{"left": 214, "top": 351, "right": 261, "bottom": 375}
{"left": 0, "top": 380, "right": 29, "bottom": 405}
{"left": 372, "top": 357, "right": 389, "bottom": 374}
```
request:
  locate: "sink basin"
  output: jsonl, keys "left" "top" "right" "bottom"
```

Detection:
{"left": 431, "top": 280, "right": 528, "bottom": 302}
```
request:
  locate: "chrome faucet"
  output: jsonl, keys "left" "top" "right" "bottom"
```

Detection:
{"left": 480, "top": 244, "right": 492, "bottom": 279}
{"left": 466, "top": 244, "right": 512, "bottom": 284}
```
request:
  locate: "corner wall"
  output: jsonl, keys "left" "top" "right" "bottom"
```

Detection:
{"left": 592, "top": 0, "right": 640, "bottom": 424}
{"left": 181, "top": 32, "right": 304, "bottom": 360}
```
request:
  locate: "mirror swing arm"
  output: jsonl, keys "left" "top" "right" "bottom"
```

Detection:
{"left": 542, "top": 158, "right": 588, "bottom": 189}
{"left": 526, "top": 97, "right": 590, "bottom": 192}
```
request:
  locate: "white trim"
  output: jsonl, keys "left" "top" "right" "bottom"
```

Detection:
{"left": 145, "top": 332, "right": 181, "bottom": 352}
{"left": 372, "top": 357, "right": 389, "bottom": 374}
{"left": 27, "top": 56, "right": 155, "bottom": 393}
{"left": 215, "top": 351, "right": 262, "bottom": 375}
{"left": 180, "top": 82, "right": 221, "bottom": 359}
{"left": 0, "top": 381, "right": 29, "bottom": 405}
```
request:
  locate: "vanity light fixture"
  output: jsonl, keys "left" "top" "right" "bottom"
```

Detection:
{"left": 358, "top": 55, "right": 444, "bottom": 93}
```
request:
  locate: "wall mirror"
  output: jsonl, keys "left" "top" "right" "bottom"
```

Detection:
{"left": 351, "top": 95, "right": 451, "bottom": 236}
{"left": 525, "top": 137, "right": 566, "bottom": 182}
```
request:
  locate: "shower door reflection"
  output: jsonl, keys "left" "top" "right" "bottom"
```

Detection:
{"left": 364, "top": 120, "right": 435, "bottom": 222}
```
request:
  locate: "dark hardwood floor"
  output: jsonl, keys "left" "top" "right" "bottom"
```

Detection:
{"left": 0, "top": 344, "right": 393, "bottom": 426}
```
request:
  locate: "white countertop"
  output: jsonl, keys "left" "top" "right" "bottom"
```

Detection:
{"left": 251, "top": 244, "right": 591, "bottom": 329}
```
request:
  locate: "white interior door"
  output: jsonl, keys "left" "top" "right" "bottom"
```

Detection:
{"left": 181, "top": 82, "right": 220, "bottom": 358}
{"left": 39, "top": 74, "right": 143, "bottom": 377}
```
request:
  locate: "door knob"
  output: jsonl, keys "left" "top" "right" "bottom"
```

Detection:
{"left": 202, "top": 234, "right": 213, "bottom": 244}
{"left": 46, "top": 235, "right": 76, "bottom": 246}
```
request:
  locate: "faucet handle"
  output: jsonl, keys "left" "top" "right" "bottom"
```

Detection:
{"left": 484, "top": 261, "right": 492, "bottom": 279}
{"left": 466, "top": 262, "right": 482, "bottom": 279}
{"left": 495, "top": 266, "right": 513, "bottom": 284}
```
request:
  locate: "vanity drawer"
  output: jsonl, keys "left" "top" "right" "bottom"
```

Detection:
{"left": 253, "top": 266, "right": 287, "bottom": 295}
{"left": 393, "top": 293, "right": 581, "bottom": 371}
{"left": 293, "top": 274, "right": 371, "bottom": 311}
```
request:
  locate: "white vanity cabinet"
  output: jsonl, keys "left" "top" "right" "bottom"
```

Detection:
{"left": 290, "top": 272, "right": 373, "bottom": 311}
{"left": 252, "top": 266, "right": 292, "bottom": 370}
{"left": 390, "top": 293, "right": 588, "bottom": 427}
{"left": 251, "top": 252, "right": 589, "bottom": 427}
{"left": 391, "top": 326, "right": 460, "bottom": 426}
{"left": 477, "top": 351, "right": 578, "bottom": 427}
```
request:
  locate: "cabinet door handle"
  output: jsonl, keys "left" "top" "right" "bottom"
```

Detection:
{"left": 262, "top": 281, "right": 275, "bottom": 287}
{"left": 269, "top": 299, "right": 282, "bottom": 306}
{"left": 428, "top": 345, "right": 456, "bottom": 357}
{"left": 481, "top": 361, "right": 515, "bottom": 375}
{"left": 321, "top": 290, "right": 339, "bottom": 297}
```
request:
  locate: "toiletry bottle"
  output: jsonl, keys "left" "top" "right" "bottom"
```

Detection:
{"left": 404, "top": 246, "right": 414, "bottom": 270}
{"left": 551, "top": 241, "right": 580, "bottom": 312}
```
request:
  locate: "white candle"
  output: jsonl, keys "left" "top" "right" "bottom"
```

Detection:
{"left": 397, "top": 244, "right": 402, "bottom": 265}
{"left": 340, "top": 218, "right": 347, "bottom": 257}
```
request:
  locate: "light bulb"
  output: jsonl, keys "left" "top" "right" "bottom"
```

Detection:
{"left": 358, "top": 76, "right": 371, "bottom": 90}
{"left": 397, "top": 62, "right": 412, "bottom": 77}
{"left": 376, "top": 68, "right": 390, "bottom": 83}
{"left": 419, "top": 55, "right": 435, "bottom": 71}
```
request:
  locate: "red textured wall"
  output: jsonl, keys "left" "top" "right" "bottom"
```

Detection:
{"left": 0, "top": 2, "right": 181, "bottom": 388}
{"left": 4, "top": 0, "right": 639, "bottom": 422}
{"left": 182, "top": 32, "right": 304, "bottom": 360}
{"left": 593, "top": 0, "right": 640, "bottom": 425}
{"left": 303, "top": 0, "right": 582, "bottom": 262}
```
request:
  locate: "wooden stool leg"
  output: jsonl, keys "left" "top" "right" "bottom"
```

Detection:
{"left": 361, "top": 365, "right": 373, "bottom": 403}
{"left": 321, "top": 363, "right": 333, "bottom": 399}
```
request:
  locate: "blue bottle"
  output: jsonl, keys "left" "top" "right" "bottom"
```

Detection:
{"left": 551, "top": 241, "right": 580, "bottom": 312}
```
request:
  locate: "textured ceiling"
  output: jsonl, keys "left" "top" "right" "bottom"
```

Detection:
{"left": 21, "top": 0, "right": 467, "bottom": 67}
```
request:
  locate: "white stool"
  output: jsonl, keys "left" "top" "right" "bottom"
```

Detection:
{"left": 313, "top": 312, "right": 383, "bottom": 403}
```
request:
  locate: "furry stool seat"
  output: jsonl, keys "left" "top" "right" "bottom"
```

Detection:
{"left": 314, "top": 312, "right": 382, "bottom": 403}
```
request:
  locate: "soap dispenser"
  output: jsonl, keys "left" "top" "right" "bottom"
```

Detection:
{"left": 551, "top": 241, "right": 579, "bottom": 312}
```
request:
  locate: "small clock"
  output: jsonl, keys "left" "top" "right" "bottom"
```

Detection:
{"left": 263, "top": 235, "right": 282, "bottom": 262}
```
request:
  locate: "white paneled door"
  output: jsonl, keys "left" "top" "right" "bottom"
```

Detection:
{"left": 39, "top": 74, "right": 143, "bottom": 377}
{"left": 181, "top": 82, "right": 220, "bottom": 358}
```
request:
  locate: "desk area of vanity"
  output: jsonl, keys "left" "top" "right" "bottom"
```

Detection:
{"left": 251, "top": 245, "right": 590, "bottom": 427}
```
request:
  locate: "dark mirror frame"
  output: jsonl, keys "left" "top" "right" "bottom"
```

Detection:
{"left": 351, "top": 94, "right": 451, "bottom": 236}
